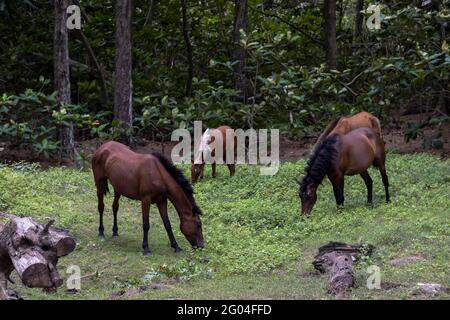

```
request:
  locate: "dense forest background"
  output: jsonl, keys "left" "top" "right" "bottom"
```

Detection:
{"left": 0, "top": 0, "right": 449, "bottom": 162}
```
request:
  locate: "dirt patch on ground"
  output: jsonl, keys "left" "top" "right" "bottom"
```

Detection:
{"left": 1, "top": 113, "right": 449, "bottom": 167}
{"left": 389, "top": 256, "right": 426, "bottom": 267}
{"left": 380, "top": 282, "right": 403, "bottom": 290}
{"left": 108, "top": 282, "right": 169, "bottom": 300}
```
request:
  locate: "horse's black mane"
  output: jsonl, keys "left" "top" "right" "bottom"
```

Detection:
{"left": 300, "top": 134, "right": 339, "bottom": 193}
{"left": 151, "top": 152, "right": 202, "bottom": 215}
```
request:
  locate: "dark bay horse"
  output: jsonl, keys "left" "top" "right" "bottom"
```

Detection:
{"left": 314, "top": 111, "right": 382, "bottom": 149}
{"left": 92, "top": 141, "right": 204, "bottom": 255}
{"left": 299, "top": 128, "right": 390, "bottom": 215}
{"left": 191, "top": 125, "right": 236, "bottom": 183}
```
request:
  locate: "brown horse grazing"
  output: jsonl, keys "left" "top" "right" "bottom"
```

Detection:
{"left": 191, "top": 125, "right": 236, "bottom": 183}
{"left": 298, "top": 128, "right": 390, "bottom": 215}
{"left": 92, "top": 141, "right": 204, "bottom": 256}
{"left": 314, "top": 111, "right": 382, "bottom": 149}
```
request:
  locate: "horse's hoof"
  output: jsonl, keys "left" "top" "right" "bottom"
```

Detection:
{"left": 143, "top": 251, "right": 152, "bottom": 257}
{"left": 112, "top": 234, "right": 119, "bottom": 239}
{"left": 98, "top": 234, "right": 105, "bottom": 239}
{"left": 173, "top": 247, "right": 183, "bottom": 253}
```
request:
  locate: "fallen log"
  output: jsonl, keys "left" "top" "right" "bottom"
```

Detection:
{"left": 313, "top": 242, "right": 374, "bottom": 297}
{"left": 0, "top": 213, "right": 76, "bottom": 300}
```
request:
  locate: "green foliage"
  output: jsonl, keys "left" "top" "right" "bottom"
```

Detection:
{"left": 0, "top": 88, "right": 111, "bottom": 158}
{"left": 1, "top": 1, "right": 448, "bottom": 145}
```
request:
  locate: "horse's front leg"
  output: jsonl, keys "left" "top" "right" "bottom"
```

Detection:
{"left": 112, "top": 191, "right": 121, "bottom": 238}
{"left": 141, "top": 197, "right": 152, "bottom": 256}
{"left": 331, "top": 177, "right": 345, "bottom": 207}
{"left": 157, "top": 199, "right": 182, "bottom": 253}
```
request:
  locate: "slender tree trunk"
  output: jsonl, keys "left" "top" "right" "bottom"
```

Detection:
{"left": 144, "top": 0, "right": 155, "bottom": 27}
{"left": 232, "top": 0, "right": 249, "bottom": 104}
{"left": 70, "top": 1, "right": 109, "bottom": 108}
{"left": 324, "top": 0, "right": 337, "bottom": 69}
{"left": 54, "top": 0, "right": 75, "bottom": 161}
{"left": 75, "top": 30, "right": 109, "bottom": 107}
{"left": 353, "top": 0, "right": 364, "bottom": 42}
{"left": 114, "top": 0, "right": 133, "bottom": 145}
{"left": 180, "top": 0, "right": 193, "bottom": 97}
{"left": 338, "top": 0, "right": 344, "bottom": 31}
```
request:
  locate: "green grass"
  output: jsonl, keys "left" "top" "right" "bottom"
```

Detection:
{"left": 0, "top": 153, "right": 449, "bottom": 300}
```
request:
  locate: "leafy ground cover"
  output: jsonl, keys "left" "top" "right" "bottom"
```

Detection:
{"left": 0, "top": 152, "right": 448, "bottom": 299}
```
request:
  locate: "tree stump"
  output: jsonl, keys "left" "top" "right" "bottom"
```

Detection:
{"left": 0, "top": 213, "right": 76, "bottom": 300}
{"left": 313, "top": 242, "right": 374, "bottom": 297}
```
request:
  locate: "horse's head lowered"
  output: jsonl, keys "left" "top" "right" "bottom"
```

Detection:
{"left": 191, "top": 163, "right": 205, "bottom": 184}
{"left": 298, "top": 135, "right": 338, "bottom": 215}
{"left": 298, "top": 178, "right": 318, "bottom": 216}
{"left": 180, "top": 208, "right": 204, "bottom": 249}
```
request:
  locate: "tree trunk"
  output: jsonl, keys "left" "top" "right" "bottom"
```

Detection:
{"left": 0, "top": 213, "right": 76, "bottom": 300}
{"left": 54, "top": 0, "right": 75, "bottom": 161}
{"left": 323, "top": 0, "right": 337, "bottom": 69}
{"left": 353, "top": 0, "right": 364, "bottom": 42}
{"left": 180, "top": 0, "right": 193, "bottom": 97}
{"left": 114, "top": 0, "right": 133, "bottom": 145}
{"left": 232, "top": 0, "right": 249, "bottom": 104}
{"left": 313, "top": 242, "right": 374, "bottom": 297}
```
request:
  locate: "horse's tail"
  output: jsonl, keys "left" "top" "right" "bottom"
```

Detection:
{"left": 370, "top": 116, "right": 383, "bottom": 139}
{"left": 152, "top": 152, "right": 202, "bottom": 215}
{"left": 91, "top": 146, "right": 109, "bottom": 196}
{"left": 313, "top": 117, "right": 343, "bottom": 150}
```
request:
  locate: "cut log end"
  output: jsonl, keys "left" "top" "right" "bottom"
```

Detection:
{"left": 55, "top": 238, "right": 76, "bottom": 257}
{"left": 22, "top": 263, "right": 53, "bottom": 288}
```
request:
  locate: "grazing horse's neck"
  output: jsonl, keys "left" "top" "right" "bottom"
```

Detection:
{"left": 165, "top": 180, "right": 194, "bottom": 218}
{"left": 304, "top": 134, "right": 339, "bottom": 187}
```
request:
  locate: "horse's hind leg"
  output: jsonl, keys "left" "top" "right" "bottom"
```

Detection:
{"left": 157, "top": 199, "right": 182, "bottom": 253}
{"left": 141, "top": 197, "right": 152, "bottom": 256}
{"left": 379, "top": 165, "right": 390, "bottom": 202}
{"left": 360, "top": 171, "right": 373, "bottom": 204}
{"left": 96, "top": 178, "right": 107, "bottom": 238}
{"left": 112, "top": 191, "right": 120, "bottom": 238}
{"left": 374, "top": 147, "right": 390, "bottom": 203}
